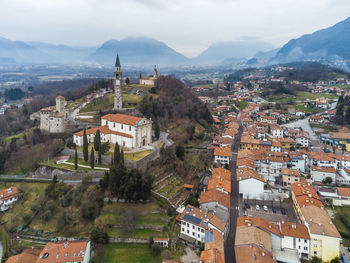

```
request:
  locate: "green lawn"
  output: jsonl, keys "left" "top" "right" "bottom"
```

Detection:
{"left": 108, "top": 227, "right": 167, "bottom": 239}
{"left": 237, "top": 101, "right": 248, "bottom": 111}
{"left": 266, "top": 91, "right": 338, "bottom": 103}
{"left": 123, "top": 94, "right": 144, "bottom": 104}
{"left": 80, "top": 95, "right": 114, "bottom": 113}
{"left": 124, "top": 149, "right": 153, "bottom": 161}
{"left": 310, "top": 123, "right": 338, "bottom": 133}
{"left": 293, "top": 104, "right": 323, "bottom": 114}
{"left": 103, "top": 243, "right": 162, "bottom": 263}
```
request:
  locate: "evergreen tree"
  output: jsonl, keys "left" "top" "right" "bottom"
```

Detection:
{"left": 120, "top": 149, "right": 124, "bottom": 166}
{"left": 125, "top": 77, "right": 130, "bottom": 85}
{"left": 336, "top": 103, "right": 345, "bottom": 125}
{"left": 94, "top": 130, "right": 101, "bottom": 151}
{"left": 98, "top": 149, "right": 102, "bottom": 165}
{"left": 154, "top": 122, "right": 160, "bottom": 140}
{"left": 83, "top": 129, "right": 89, "bottom": 162}
{"left": 90, "top": 148, "right": 95, "bottom": 169}
{"left": 113, "top": 143, "right": 120, "bottom": 165}
{"left": 74, "top": 148, "right": 78, "bottom": 170}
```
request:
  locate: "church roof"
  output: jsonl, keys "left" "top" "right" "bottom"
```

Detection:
{"left": 115, "top": 54, "right": 121, "bottom": 67}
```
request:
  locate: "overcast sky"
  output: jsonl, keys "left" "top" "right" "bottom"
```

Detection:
{"left": 0, "top": 0, "right": 349, "bottom": 57}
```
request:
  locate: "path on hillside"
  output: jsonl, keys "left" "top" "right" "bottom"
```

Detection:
{"left": 224, "top": 113, "right": 243, "bottom": 263}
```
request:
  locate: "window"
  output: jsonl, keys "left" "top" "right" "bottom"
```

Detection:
{"left": 201, "top": 229, "right": 204, "bottom": 233}
{"left": 314, "top": 251, "right": 317, "bottom": 255}
{"left": 192, "top": 232, "right": 195, "bottom": 236}
{"left": 304, "top": 247, "right": 308, "bottom": 251}
{"left": 187, "top": 223, "right": 189, "bottom": 227}
{"left": 113, "top": 123, "right": 115, "bottom": 128}
{"left": 304, "top": 240, "right": 307, "bottom": 243}
{"left": 192, "top": 225, "right": 195, "bottom": 229}
{"left": 182, "top": 228, "right": 184, "bottom": 232}
{"left": 121, "top": 124, "right": 124, "bottom": 129}
{"left": 129, "top": 126, "right": 131, "bottom": 131}
{"left": 187, "top": 230, "right": 189, "bottom": 234}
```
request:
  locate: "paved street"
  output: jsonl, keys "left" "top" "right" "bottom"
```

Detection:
{"left": 224, "top": 115, "right": 243, "bottom": 263}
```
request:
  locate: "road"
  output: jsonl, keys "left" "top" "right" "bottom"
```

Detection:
{"left": 224, "top": 114, "right": 243, "bottom": 263}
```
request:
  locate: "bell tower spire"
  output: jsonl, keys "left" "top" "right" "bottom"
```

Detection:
{"left": 114, "top": 54, "right": 123, "bottom": 110}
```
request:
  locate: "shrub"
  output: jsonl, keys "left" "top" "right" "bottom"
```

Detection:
{"left": 41, "top": 211, "right": 51, "bottom": 222}
{"left": 151, "top": 243, "right": 161, "bottom": 256}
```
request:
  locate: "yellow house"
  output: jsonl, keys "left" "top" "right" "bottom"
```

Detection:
{"left": 291, "top": 183, "right": 341, "bottom": 261}
{"left": 330, "top": 132, "right": 350, "bottom": 152}
{"left": 240, "top": 136, "right": 260, "bottom": 150}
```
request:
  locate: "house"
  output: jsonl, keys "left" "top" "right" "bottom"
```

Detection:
{"left": 0, "top": 187, "right": 19, "bottom": 211}
{"left": 311, "top": 166, "right": 336, "bottom": 183}
{"left": 271, "top": 141, "right": 282, "bottom": 152}
{"left": 270, "top": 124, "right": 283, "bottom": 138}
{"left": 207, "top": 168, "right": 231, "bottom": 194}
{"left": 178, "top": 205, "right": 228, "bottom": 246}
{"left": 291, "top": 183, "right": 341, "bottom": 262}
{"left": 36, "top": 240, "right": 91, "bottom": 263}
{"left": 281, "top": 168, "right": 301, "bottom": 188}
{"left": 6, "top": 248, "right": 41, "bottom": 263}
{"left": 279, "top": 221, "right": 310, "bottom": 260}
{"left": 237, "top": 168, "right": 265, "bottom": 200}
{"left": 308, "top": 152, "right": 337, "bottom": 169}
{"left": 333, "top": 187, "right": 350, "bottom": 206}
{"left": 153, "top": 237, "right": 169, "bottom": 248}
{"left": 213, "top": 147, "right": 231, "bottom": 166}
{"left": 315, "top": 97, "right": 329, "bottom": 109}
{"left": 310, "top": 115, "right": 325, "bottom": 124}
{"left": 200, "top": 189, "right": 230, "bottom": 222}
{"left": 288, "top": 152, "right": 306, "bottom": 172}
{"left": 296, "top": 132, "right": 310, "bottom": 148}
{"left": 73, "top": 113, "right": 152, "bottom": 149}
{"left": 296, "top": 111, "right": 306, "bottom": 118}
{"left": 39, "top": 96, "right": 69, "bottom": 134}
{"left": 200, "top": 229, "right": 225, "bottom": 263}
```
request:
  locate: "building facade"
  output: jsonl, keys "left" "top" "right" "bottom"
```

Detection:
{"left": 39, "top": 96, "right": 69, "bottom": 133}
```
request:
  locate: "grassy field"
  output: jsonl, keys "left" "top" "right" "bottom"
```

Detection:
{"left": 293, "top": 103, "right": 323, "bottom": 114}
{"left": 237, "top": 101, "right": 248, "bottom": 111}
{"left": 39, "top": 155, "right": 109, "bottom": 171}
{"left": 267, "top": 91, "right": 338, "bottom": 103}
{"left": 103, "top": 243, "right": 162, "bottom": 263}
{"left": 80, "top": 95, "right": 114, "bottom": 113}
{"left": 107, "top": 227, "right": 167, "bottom": 239}
{"left": 124, "top": 149, "right": 153, "bottom": 161}
{"left": 329, "top": 206, "right": 350, "bottom": 246}
{"left": 123, "top": 94, "right": 144, "bottom": 104}
{"left": 310, "top": 123, "right": 338, "bottom": 133}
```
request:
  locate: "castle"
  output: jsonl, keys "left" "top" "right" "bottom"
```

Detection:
{"left": 139, "top": 65, "right": 158, "bottom": 86}
{"left": 39, "top": 96, "right": 69, "bottom": 133}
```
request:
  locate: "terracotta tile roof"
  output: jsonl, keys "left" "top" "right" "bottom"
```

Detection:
{"left": 200, "top": 189, "right": 230, "bottom": 208}
{"left": 200, "top": 229, "right": 225, "bottom": 263}
{"left": 236, "top": 158, "right": 255, "bottom": 168}
{"left": 40, "top": 106, "right": 56, "bottom": 112}
{"left": 301, "top": 206, "right": 341, "bottom": 238}
{"left": 153, "top": 237, "right": 169, "bottom": 241}
{"left": 311, "top": 166, "right": 336, "bottom": 174}
{"left": 36, "top": 240, "right": 89, "bottom": 263}
{"left": 101, "top": 113, "right": 144, "bottom": 126}
{"left": 281, "top": 168, "right": 300, "bottom": 177}
{"left": 212, "top": 167, "right": 231, "bottom": 179}
{"left": 213, "top": 147, "right": 231, "bottom": 157}
{"left": 236, "top": 168, "right": 265, "bottom": 182}
{"left": 208, "top": 168, "right": 231, "bottom": 193}
{"left": 0, "top": 187, "right": 19, "bottom": 201}
{"left": 74, "top": 125, "right": 133, "bottom": 138}
{"left": 224, "top": 128, "right": 238, "bottom": 137}
{"left": 279, "top": 221, "right": 310, "bottom": 240}
{"left": 337, "top": 187, "right": 350, "bottom": 197}
{"left": 178, "top": 205, "right": 226, "bottom": 232}
{"left": 235, "top": 225, "right": 272, "bottom": 251}
{"left": 235, "top": 244, "right": 277, "bottom": 263}
{"left": 200, "top": 249, "right": 224, "bottom": 263}
{"left": 308, "top": 152, "right": 334, "bottom": 162}
{"left": 237, "top": 217, "right": 282, "bottom": 237}
{"left": 271, "top": 141, "right": 282, "bottom": 147}
{"left": 291, "top": 183, "right": 319, "bottom": 200}
{"left": 6, "top": 252, "right": 38, "bottom": 263}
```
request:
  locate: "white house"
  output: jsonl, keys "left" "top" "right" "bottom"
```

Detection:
{"left": 237, "top": 167, "right": 265, "bottom": 200}
{"left": 213, "top": 147, "right": 231, "bottom": 166}
{"left": 73, "top": 113, "right": 152, "bottom": 149}
{"left": 0, "top": 186, "right": 19, "bottom": 212}
{"left": 311, "top": 166, "right": 336, "bottom": 183}
{"left": 279, "top": 221, "right": 310, "bottom": 260}
{"left": 153, "top": 237, "right": 169, "bottom": 248}
{"left": 270, "top": 124, "right": 283, "bottom": 138}
{"left": 178, "top": 205, "right": 227, "bottom": 246}
{"left": 37, "top": 240, "right": 91, "bottom": 263}
{"left": 296, "top": 132, "right": 310, "bottom": 148}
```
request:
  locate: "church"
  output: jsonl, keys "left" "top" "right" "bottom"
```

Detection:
{"left": 73, "top": 55, "right": 153, "bottom": 149}
{"left": 139, "top": 65, "right": 158, "bottom": 86}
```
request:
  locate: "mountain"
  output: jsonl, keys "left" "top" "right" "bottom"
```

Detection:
{"left": 89, "top": 37, "right": 189, "bottom": 65}
{"left": 254, "top": 48, "right": 280, "bottom": 60}
{"left": 274, "top": 17, "right": 350, "bottom": 63}
{"left": 194, "top": 39, "right": 274, "bottom": 64}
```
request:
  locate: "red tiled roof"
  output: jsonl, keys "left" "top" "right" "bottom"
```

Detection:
{"left": 101, "top": 113, "right": 144, "bottom": 126}
{"left": 0, "top": 187, "right": 19, "bottom": 201}
{"left": 74, "top": 125, "right": 133, "bottom": 138}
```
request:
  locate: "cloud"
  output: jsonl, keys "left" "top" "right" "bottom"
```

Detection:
{"left": 0, "top": 0, "right": 349, "bottom": 56}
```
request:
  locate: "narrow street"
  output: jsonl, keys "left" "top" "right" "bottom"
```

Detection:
{"left": 224, "top": 115, "right": 243, "bottom": 263}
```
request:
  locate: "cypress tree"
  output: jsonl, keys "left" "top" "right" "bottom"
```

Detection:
{"left": 74, "top": 148, "right": 78, "bottom": 170}
{"left": 94, "top": 130, "right": 101, "bottom": 151}
{"left": 90, "top": 148, "right": 95, "bottom": 169}
{"left": 120, "top": 149, "right": 125, "bottom": 167}
{"left": 114, "top": 143, "right": 120, "bottom": 165}
{"left": 98, "top": 148, "right": 102, "bottom": 165}
{"left": 83, "top": 129, "right": 89, "bottom": 162}
{"left": 346, "top": 106, "right": 350, "bottom": 125}
{"left": 154, "top": 122, "right": 160, "bottom": 140}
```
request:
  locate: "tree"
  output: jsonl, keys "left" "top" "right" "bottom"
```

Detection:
{"left": 330, "top": 257, "right": 341, "bottom": 263}
{"left": 120, "top": 149, "right": 124, "bottom": 166}
{"left": 310, "top": 256, "right": 322, "bottom": 263}
{"left": 113, "top": 143, "right": 120, "bottom": 165}
{"left": 74, "top": 148, "right": 78, "bottom": 170}
{"left": 94, "top": 130, "right": 101, "bottom": 152}
{"left": 125, "top": 77, "right": 130, "bottom": 85}
{"left": 324, "top": 176, "right": 333, "bottom": 184}
{"left": 154, "top": 122, "right": 160, "bottom": 140}
{"left": 83, "top": 129, "right": 89, "bottom": 162}
{"left": 98, "top": 149, "right": 102, "bottom": 165}
{"left": 176, "top": 145, "right": 185, "bottom": 159}
{"left": 151, "top": 243, "right": 161, "bottom": 256}
{"left": 90, "top": 148, "right": 95, "bottom": 169}
{"left": 345, "top": 106, "right": 350, "bottom": 125}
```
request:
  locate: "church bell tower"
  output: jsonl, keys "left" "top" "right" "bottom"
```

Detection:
{"left": 114, "top": 54, "right": 123, "bottom": 110}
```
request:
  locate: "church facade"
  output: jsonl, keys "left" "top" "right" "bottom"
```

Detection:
{"left": 139, "top": 65, "right": 158, "bottom": 86}
{"left": 73, "top": 113, "right": 152, "bottom": 149}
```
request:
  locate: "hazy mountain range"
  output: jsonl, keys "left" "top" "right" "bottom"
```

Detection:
{"left": 0, "top": 16, "right": 350, "bottom": 66}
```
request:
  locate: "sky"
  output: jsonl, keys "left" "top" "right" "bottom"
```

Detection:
{"left": 0, "top": 0, "right": 349, "bottom": 57}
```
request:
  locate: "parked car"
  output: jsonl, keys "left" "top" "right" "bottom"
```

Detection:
{"left": 243, "top": 210, "right": 248, "bottom": 216}
{"left": 272, "top": 207, "right": 277, "bottom": 213}
{"left": 281, "top": 208, "right": 287, "bottom": 215}
{"left": 278, "top": 188, "right": 282, "bottom": 193}
{"left": 324, "top": 148, "right": 331, "bottom": 153}
{"left": 256, "top": 205, "right": 260, "bottom": 211}
{"left": 244, "top": 203, "right": 251, "bottom": 209}
{"left": 263, "top": 205, "right": 268, "bottom": 212}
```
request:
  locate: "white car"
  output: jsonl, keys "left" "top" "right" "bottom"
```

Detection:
{"left": 255, "top": 205, "right": 260, "bottom": 211}
{"left": 263, "top": 205, "right": 268, "bottom": 212}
